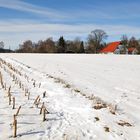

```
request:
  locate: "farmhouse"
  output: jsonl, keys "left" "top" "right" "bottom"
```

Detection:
{"left": 100, "top": 41, "right": 137, "bottom": 54}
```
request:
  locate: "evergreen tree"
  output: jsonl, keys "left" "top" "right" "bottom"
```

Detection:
{"left": 57, "top": 36, "right": 66, "bottom": 53}
{"left": 78, "top": 41, "right": 85, "bottom": 53}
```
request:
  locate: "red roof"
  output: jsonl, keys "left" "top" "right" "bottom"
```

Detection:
{"left": 100, "top": 41, "right": 121, "bottom": 53}
{"left": 128, "top": 47, "right": 135, "bottom": 52}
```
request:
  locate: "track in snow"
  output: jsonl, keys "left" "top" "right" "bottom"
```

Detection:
{"left": 0, "top": 57, "right": 135, "bottom": 140}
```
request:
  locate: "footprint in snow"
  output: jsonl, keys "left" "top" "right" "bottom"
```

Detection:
{"left": 121, "top": 93, "right": 127, "bottom": 98}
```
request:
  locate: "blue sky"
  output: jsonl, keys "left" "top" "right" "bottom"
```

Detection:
{"left": 0, "top": 0, "right": 140, "bottom": 49}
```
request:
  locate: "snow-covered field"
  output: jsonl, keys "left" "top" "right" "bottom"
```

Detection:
{"left": 0, "top": 54, "right": 140, "bottom": 140}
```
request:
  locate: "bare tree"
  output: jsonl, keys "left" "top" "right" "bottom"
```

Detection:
{"left": 128, "top": 37, "right": 139, "bottom": 48}
{"left": 0, "top": 41, "right": 4, "bottom": 49}
{"left": 72, "top": 38, "right": 82, "bottom": 53}
{"left": 66, "top": 38, "right": 85, "bottom": 53}
{"left": 136, "top": 39, "right": 140, "bottom": 54}
{"left": 19, "top": 40, "right": 33, "bottom": 53}
{"left": 87, "top": 29, "right": 108, "bottom": 53}
{"left": 37, "top": 38, "right": 56, "bottom": 53}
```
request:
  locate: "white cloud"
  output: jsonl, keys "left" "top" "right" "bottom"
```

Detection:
{"left": 0, "top": 0, "right": 139, "bottom": 22}
{"left": 0, "top": 20, "right": 140, "bottom": 35}
{"left": 0, "top": 0, "right": 139, "bottom": 21}
{"left": 0, "top": 0, "right": 66, "bottom": 19}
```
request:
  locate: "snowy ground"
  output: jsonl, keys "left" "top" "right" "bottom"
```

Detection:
{"left": 0, "top": 54, "right": 140, "bottom": 140}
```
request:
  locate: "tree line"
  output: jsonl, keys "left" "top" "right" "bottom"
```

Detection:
{"left": 15, "top": 29, "right": 108, "bottom": 53}
{"left": 16, "top": 37, "right": 86, "bottom": 53}
{"left": 1, "top": 29, "right": 140, "bottom": 54}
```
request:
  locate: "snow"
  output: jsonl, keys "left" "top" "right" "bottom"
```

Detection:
{"left": 0, "top": 54, "right": 140, "bottom": 140}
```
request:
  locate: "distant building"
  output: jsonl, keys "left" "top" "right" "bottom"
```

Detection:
{"left": 100, "top": 41, "right": 137, "bottom": 54}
